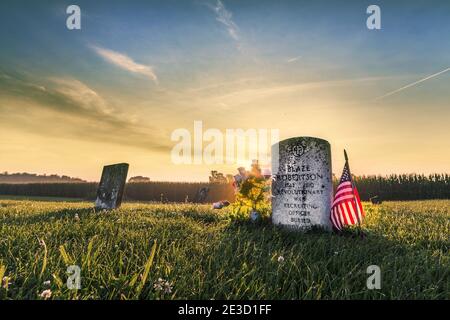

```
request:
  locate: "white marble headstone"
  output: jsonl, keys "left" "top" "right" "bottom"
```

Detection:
{"left": 271, "top": 137, "right": 332, "bottom": 231}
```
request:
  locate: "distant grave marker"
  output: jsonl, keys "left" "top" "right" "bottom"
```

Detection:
{"left": 370, "top": 195, "right": 382, "bottom": 205}
{"left": 95, "top": 163, "right": 129, "bottom": 210}
{"left": 195, "top": 187, "right": 210, "bottom": 203}
{"left": 271, "top": 137, "right": 333, "bottom": 231}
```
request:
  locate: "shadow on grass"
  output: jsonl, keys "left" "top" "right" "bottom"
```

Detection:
{"left": 199, "top": 218, "right": 449, "bottom": 299}
{"left": 1, "top": 204, "right": 223, "bottom": 228}
{"left": 1, "top": 203, "right": 447, "bottom": 299}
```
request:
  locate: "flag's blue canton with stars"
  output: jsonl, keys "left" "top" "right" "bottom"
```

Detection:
{"left": 340, "top": 162, "right": 351, "bottom": 183}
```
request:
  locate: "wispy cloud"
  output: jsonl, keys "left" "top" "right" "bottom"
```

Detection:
{"left": 206, "top": 76, "right": 389, "bottom": 107}
{"left": 0, "top": 73, "right": 113, "bottom": 118}
{"left": 91, "top": 45, "right": 158, "bottom": 83}
{"left": 186, "top": 77, "right": 262, "bottom": 93}
{"left": 0, "top": 72, "right": 171, "bottom": 152}
{"left": 210, "top": 0, "right": 239, "bottom": 41}
{"left": 375, "top": 67, "right": 450, "bottom": 101}
{"left": 49, "top": 78, "right": 112, "bottom": 114}
{"left": 287, "top": 56, "right": 302, "bottom": 63}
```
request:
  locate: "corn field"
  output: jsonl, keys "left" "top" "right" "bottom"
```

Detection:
{"left": 0, "top": 173, "right": 449, "bottom": 202}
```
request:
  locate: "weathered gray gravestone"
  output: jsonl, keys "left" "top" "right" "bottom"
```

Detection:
{"left": 271, "top": 137, "right": 332, "bottom": 231}
{"left": 195, "top": 187, "right": 210, "bottom": 203}
{"left": 95, "top": 163, "right": 129, "bottom": 210}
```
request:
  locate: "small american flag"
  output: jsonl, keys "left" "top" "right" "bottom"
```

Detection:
{"left": 330, "top": 153, "right": 365, "bottom": 231}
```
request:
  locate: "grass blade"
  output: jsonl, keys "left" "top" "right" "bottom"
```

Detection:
{"left": 0, "top": 264, "right": 6, "bottom": 283}
{"left": 136, "top": 240, "right": 158, "bottom": 296}
{"left": 39, "top": 239, "right": 48, "bottom": 278}
{"left": 59, "top": 245, "right": 72, "bottom": 265}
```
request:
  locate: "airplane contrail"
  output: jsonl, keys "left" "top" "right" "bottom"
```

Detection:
{"left": 375, "top": 67, "right": 450, "bottom": 101}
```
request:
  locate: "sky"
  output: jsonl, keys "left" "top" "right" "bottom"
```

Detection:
{"left": 0, "top": 0, "right": 449, "bottom": 182}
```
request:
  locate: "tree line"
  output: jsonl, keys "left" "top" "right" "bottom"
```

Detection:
{"left": 0, "top": 172, "right": 86, "bottom": 184}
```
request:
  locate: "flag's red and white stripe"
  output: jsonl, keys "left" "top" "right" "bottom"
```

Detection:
{"left": 330, "top": 162, "right": 365, "bottom": 231}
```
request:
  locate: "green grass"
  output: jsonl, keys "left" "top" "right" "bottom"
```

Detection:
{"left": 0, "top": 199, "right": 448, "bottom": 300}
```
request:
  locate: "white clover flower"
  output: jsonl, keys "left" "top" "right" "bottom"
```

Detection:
{"left": 39, "top": 239, "right": 46, "bottom": 247}
{"left": 277, "top": 256, "right": 285, "bottom": 263}
{"left": 153, "top": 283, "right": 162, "bottom": 291}
{"left": 153, "top": 278, "right": 165, "bottom": 291}
{"left": 334, "top": 251, "right": 339, "bottom": 255}
{"left": 153, "top": 278, "right": 173, "bottom": 294}
{"left": 43, "top": 280, "right": 51, "bottom": 286}
{"left": 2, "top": 276, "right": 10, "bottom": 289}
{"left": 164, "top": 281, "right": 173, "bottom": 294}
{"left": 40, "top": 289, "right": 52, "bottom": 300}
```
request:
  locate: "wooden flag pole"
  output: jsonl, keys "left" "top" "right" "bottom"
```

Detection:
{"left": 344, "top": 149, "right": 364, "bottom": 238}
